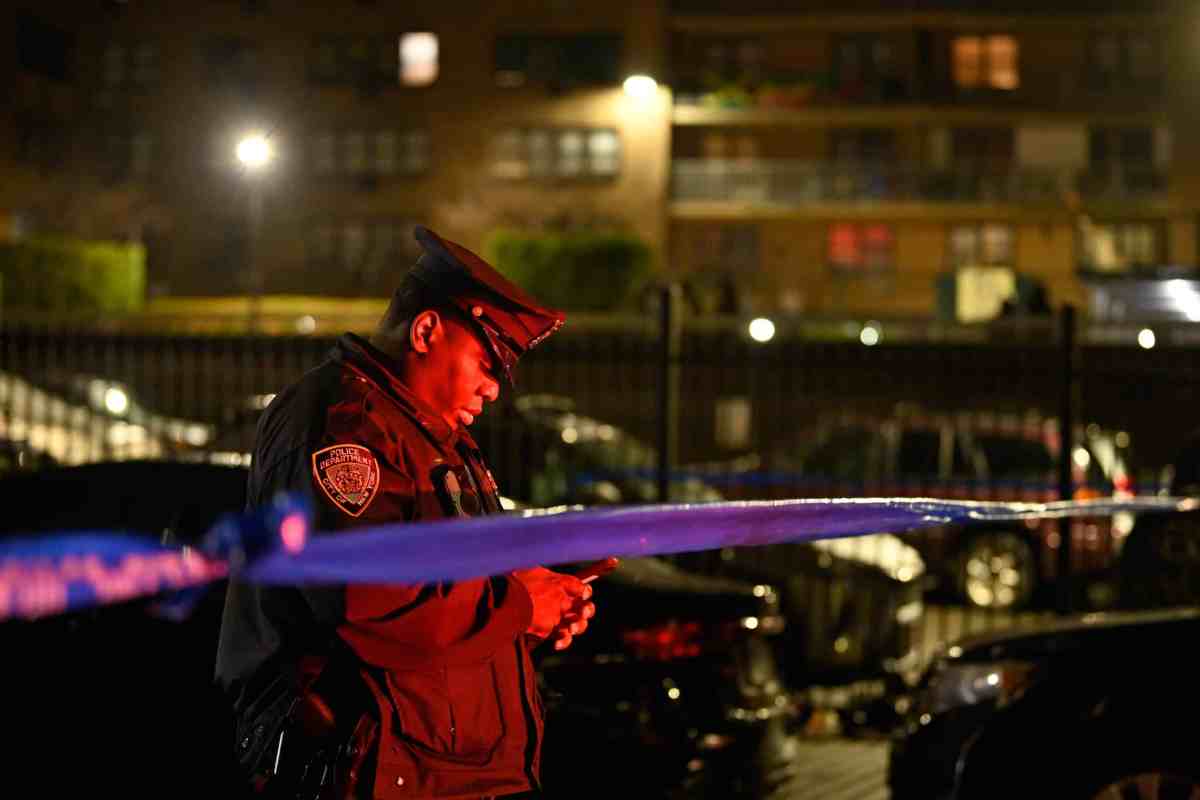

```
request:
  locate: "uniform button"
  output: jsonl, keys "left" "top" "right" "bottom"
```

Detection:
{"left": 395, "top": 776, "right": 405, "bottom": 787}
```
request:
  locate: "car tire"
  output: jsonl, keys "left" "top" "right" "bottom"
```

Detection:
{"left": 956, "top": 530, "right": 1037, "bottom": 610}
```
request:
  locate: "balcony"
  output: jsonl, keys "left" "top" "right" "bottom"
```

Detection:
{"left": 671, "top": 160, "right": 1166, "bottom": 207}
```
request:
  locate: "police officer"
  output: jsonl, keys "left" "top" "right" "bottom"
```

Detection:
{"left": 216, "top": 226, "right": 595, "bottom": 799}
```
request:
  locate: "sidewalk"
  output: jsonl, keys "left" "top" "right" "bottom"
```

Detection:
{"left": 782, "top": 735, "right": 890, "bottom": 800}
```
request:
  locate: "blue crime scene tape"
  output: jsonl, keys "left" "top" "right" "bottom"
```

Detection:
{"left": 0, "top": 494, "right": 1192, "bottom": 622}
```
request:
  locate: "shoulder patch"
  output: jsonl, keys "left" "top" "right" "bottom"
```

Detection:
{"left": 312, "top": 444, "right": 381, "bottom": 518}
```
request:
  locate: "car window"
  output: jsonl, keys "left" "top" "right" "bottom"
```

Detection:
{"left": 897, "top": 430, "right": 940, "bottom": 477}
{"left": 975, "top": 435, "right": 1054, "bottom": 480}
{"left": 800, "top": 427, "right": 876, "bottom": 480}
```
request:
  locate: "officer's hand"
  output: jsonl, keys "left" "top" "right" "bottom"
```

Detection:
{"left": 511, "top": 566, "right": 591, "bottom": 644}
{"left": 548, "top": 593, "right": 596, "bottom": 651}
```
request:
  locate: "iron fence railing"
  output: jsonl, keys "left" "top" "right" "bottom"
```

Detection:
{"left": 2, "top": 304, "right": 1197, "bottom": 681}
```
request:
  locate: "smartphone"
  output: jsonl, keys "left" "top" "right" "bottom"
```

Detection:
{"left": 573, "top": 557, "right": 620, "bottom": 584}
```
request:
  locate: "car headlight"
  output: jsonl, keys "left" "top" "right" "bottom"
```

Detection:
{"left": 921, "top": 660, "right": 1037, "bottom": 715}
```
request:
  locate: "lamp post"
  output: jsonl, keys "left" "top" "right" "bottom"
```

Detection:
{"left": 236, "top": 132, "right": 273, "bottom": 332}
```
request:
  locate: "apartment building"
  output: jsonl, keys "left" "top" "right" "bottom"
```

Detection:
{"left": 1, "top": 0, "right": 670, "bottom": 298}
{"left": 2, "top": 0, "right": 1195, "bottom": 320}
{"left": 667, "top": 1, "right": 1191, "bottom": 320}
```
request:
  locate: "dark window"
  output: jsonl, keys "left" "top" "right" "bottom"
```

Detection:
{"left": 17, "top": 13, "right": 73, "bottom": 82}
{"left": 952, "top": 127, "right": 1014, "bottom": 166}
{"left": 494, "top": 34, "right": 621, "bottom": 89}
{"left": 307, "top": 218, "right": 423, "bottom": 288}
{"left": 1087, "top": 32, "right": 1162, "bottom": 90}
{"left": 898, "top": 430, "right": 940, "bottom": 477}
{"left": 205, "top": 37, "right": 258, "bottom": 89}
{"left": 831, "top": 34, "right": 905, "bottom": 102}
{"left": 830, "top": 128, "right": 895, "bottom": 162}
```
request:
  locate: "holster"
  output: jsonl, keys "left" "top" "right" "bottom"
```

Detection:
{"left": 235, "top": 656, "right": 380, "bottom": 800}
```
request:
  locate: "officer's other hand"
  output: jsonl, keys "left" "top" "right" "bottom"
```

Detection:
{"left": 549, "top": 593, "right": 596, "bottom": 651}
{"left": 511, "top": 566, "right": 591, "bottom": 644}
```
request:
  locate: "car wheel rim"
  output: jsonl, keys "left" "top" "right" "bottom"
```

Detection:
{"left": 963, "top": 535, "right": 1032, "bottom": 609}
{"left": 1090, "top": 771, "right": 1200, "bottom": 800}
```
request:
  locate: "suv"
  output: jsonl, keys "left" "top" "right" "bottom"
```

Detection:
{"left": 741, "top": 407, "right": 1134, "bottom": 609}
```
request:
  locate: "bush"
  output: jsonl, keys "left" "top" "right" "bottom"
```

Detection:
{"left": 0, "top": 236, "right": 145, "bottom": 314}
{"left": 482, "top": 229, "right": 653, "bottom": 311}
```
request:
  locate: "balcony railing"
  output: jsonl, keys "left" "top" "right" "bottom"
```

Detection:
{"left": 671, "top": 159, "right": 1166, "bottom": 206}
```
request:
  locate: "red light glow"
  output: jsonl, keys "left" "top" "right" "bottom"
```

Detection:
{"left": 280, "top": 514, "right": 307, "bottom": 554}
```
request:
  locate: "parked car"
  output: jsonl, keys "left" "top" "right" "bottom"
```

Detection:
{"left": 718, "top": 405, "right": 1134, "bottom": 610}
{"left": 887, "top": 605, "right": 1200, "bottom": 799}
{"left": 475, "top": 395, "right": 928, "bottom": 689}
{"left": 1118, "top": 426, "right": 1200, "bottom": 610}
{"left": 0, "top": 369, "right": 216, "bottom": 467}
{"left": 0, "top": 461, "right": 796, "bottom": 799}
{"left": 471, "top": 393, "right": 723, "bottom": 506}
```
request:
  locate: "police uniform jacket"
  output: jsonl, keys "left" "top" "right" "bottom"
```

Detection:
{"left": 216, "top": 332, "right": 542, "bottom": 799}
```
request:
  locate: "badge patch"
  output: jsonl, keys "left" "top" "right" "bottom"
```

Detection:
{"left": 312, "top": 444, "right": 380, "bottom": 517}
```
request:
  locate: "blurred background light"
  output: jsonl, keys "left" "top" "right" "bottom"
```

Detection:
{"left": 748, "top": 317, "right": 775, "bottom": 342}
{"left": 235, "top": 133, "right": 272, "bottom": 170}
{"left": 623, "top": 74, "right": 658, "bottom": 99}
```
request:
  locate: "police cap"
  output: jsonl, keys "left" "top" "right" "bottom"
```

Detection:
{"left": 410, "top": 225, "right": 565, "bottom": 384}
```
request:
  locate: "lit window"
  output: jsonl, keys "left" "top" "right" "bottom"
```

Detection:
{"left": 528, "top": 130, "right": 554, "bottom": 177}
{"left": 862, "top": 225, "right": 895, "bottom": 270}
{"left": 492, "top": 128, "right": 620, "bottom": 181}
{"left": 1081, "top": 221, "right": 1161, "bottom": 272}
{"left": 557, "top": 130, "right": 584, "bottom": 177}
{"left": 950, "top": 224, "right": 1013, "bottom": 267}
{"left": 953, "top": 37, "right": 982, "bottom": 88}
{"left": 400, "top": 33, "right": 438, "bottom": 86}
{"left": 492, "top": 129, "right": 527, "bottom": 179}
{"left": 828, "top": 223, "right": 895, "bottom": 271}
{"left": 988, "top": 37, "right": 1018, "bottom": 90}
{"left": 953, "top": 35, "right": 1019, "bottom": 90}
{"left": 588, "top": 129, "right": 620, "bottom": 176}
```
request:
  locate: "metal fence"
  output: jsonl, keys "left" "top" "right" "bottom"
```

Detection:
{"left": 2, "top": 301, "right": 1198, "bottom": 686}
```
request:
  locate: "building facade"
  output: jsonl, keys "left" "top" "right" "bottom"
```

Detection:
{"left": 2, "top": 0, "right": 1196, "bottom": 320}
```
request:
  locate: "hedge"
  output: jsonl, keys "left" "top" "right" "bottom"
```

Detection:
{"left": 482, "top": 229, "right": 653, "bottom": 311}
{"left": 0, "top": 236, "right": 146, "bottom": 314}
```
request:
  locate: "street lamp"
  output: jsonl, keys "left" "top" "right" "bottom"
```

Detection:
{"left": 236, "top": 131, "right": 273, "bottom": 331}
{"left": 623, "top": 74, "right": 658, "bottom": 100}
